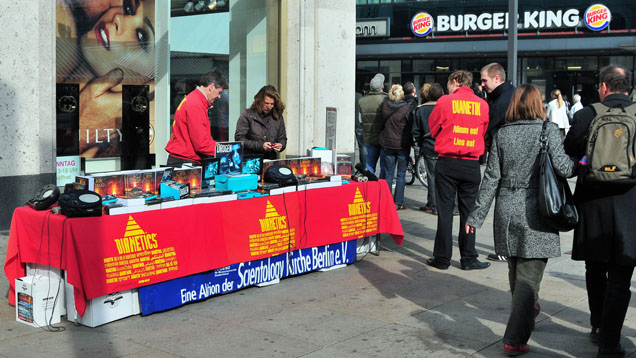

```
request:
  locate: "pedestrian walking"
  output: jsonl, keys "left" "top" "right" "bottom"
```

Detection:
{"left": 466, "top": 84, "right": 576, "bottom": 356}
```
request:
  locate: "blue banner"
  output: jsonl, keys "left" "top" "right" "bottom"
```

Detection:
{"left": 139, "top": 240, "right": 357, "bottom": 315}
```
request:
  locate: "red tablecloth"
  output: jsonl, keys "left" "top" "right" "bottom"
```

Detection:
{"left": 5, "top": 181, "right": 403, "bottom": 316}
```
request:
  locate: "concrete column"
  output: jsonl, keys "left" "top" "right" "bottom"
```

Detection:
{"left": 282, "top": 0, "right": 356, "bottom": 158}
{"left": 0, "top": 2, "right": 56, "bottom": 229}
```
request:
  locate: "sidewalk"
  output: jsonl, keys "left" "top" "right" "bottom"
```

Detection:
{"left": 0, "top": 181, "right": 634, "bottom": 357}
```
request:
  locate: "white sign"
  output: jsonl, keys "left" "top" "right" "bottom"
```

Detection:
{"left": 56, "top": 155, "right": 81, "bottom": 187}
{"left": 434, "top": 9, "right": 580, "bottom": 33}
{"left": 356, "top": 18, "right": 389, "bottom": 38}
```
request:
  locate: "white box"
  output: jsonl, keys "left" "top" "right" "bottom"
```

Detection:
{"left": 15, "top": 276, "right": 62, "bottom": 327}
{"left": 269, "top": 186, "right": 297, "bottom": 196}
{"left": 209, "top": 193, "right": 238, "bottom": 203}
{"left": 177, "top": 198, "right": 194, "bottom": 207}
{"left": 25, "top": 264, "right": 66, "bottom": 316}
{"left": 309, "top": 149, "right": 333, "bottom": 163}
{"left": 66, "top": 281, "right": 139, "bottom": 327}
{"left": 161, "top": 200, "right": 180, "bottom": 210}
{"left": 127, "top": 205, "right": 146, "bottom": 214}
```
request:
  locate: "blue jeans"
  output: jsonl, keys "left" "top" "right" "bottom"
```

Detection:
{"left": 382, "top": 147, "right": 409, "bottom": 206}
{"left": 364, "top": 144, "right": 385, "bottom": 178}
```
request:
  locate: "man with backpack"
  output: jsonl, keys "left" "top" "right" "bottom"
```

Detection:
{"left": 564, "top": 65, "right": 636, "bottom": 358}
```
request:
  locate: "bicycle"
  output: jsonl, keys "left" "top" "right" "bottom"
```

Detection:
{"left": 405, "top": 148, "right": 428, "bottom": 187}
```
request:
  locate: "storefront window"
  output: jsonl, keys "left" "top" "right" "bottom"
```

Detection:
{"left": 554, "top": 57, "right": 598, "bottom": 71}
{"left": 412, "top": 59, "right": 434, "bottom": 72}
{"left": 599, "top": 56, "right": 633, "bottom": 71}
{"left": 358, "top": 60, "right": 379, "bottom": 73}
{"left": 379, "top": 60, "right": 402, "bottom": 84}
{"left": 56, "top": 0, "right": 157, "bottom": 162}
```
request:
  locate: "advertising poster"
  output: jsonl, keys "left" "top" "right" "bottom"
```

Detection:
{"left": 56, "top": 0, "right": 155, "bottom": 158}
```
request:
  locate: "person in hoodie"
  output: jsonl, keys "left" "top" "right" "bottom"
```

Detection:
{"left": 426, "top": 70, "right": 490, "bottom": 271}
{"left": 480, "top": 62, "right": 515, "bottom": 262}
{"left": 379, "top": 84, "right": 414, "bottom": 210}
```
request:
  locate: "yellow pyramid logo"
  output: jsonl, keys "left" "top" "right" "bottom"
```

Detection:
{"left": 114, "top": 216, "right": 159, "bottom": 255}
{"left": 348, "top": 188, "right": 371, "bottom": 215}
{"left": 353, "top": 188, "right": 365, "bottom": 204}
{"left": 124, "top": 216, "right": 145, "bottom": 237}
{"left": 265, "top": 200, "right": 280, "bottom": 218}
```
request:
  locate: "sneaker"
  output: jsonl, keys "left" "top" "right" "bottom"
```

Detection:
{"left": 504, "top": 343, "right": 530, "bottom": 356}
{"left": 487, "top": 254, "right": 508, "bottom": 262}
{"left": 396, "top": 205, "right": 407, "bottom": 211}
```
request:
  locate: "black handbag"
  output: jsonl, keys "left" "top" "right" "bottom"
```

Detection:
{"left": 537, "top": 120, "right": 578, "bottom": 231}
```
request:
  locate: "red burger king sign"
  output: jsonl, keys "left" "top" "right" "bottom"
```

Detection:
{"left": 584, "top": 4, "right": 611, "bottom": 31}
{"left": 411, "top": 12, "right": 433, "bottom": 37}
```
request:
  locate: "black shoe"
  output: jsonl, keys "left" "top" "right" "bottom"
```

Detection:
{"left": 453, "top": 210, "right": 460, "bottom": 216}
{"left": 419, "top": 205, "right": 433, "bottom": 212}
{"left": 461, "top": 260, "right": 491, "bottom": 270}
{"left": 487, "top": 254, "right": 508, "bottom": 262}
{"left": 590, "top": 327, "right": 600, "bottom": 344}
{"left": 426, "top": 257, "right": 449, "bottom": 270}
{"left": 598, "top": 344, "right": 625, "bottom": 358}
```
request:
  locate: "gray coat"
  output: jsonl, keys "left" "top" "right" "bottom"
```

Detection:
{"left": 467, "top": 119, "right": 576, "bottom": 258}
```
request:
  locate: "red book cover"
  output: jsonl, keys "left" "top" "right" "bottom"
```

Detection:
{"left": 93, "top": 174, "right": 125, "bottom": 197}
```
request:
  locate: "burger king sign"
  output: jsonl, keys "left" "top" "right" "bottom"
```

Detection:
{"left": 411, "top": 12, "right": 433, "bottom": 37}
{"left": 584, "top": 4, "right": 611, "bottom": 31}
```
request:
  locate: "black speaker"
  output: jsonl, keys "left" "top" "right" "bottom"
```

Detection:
{"left": 58, "top": 190, "right": 102, "bottom": 218}
{"left": 264, "top": 164, "right": 298, "bottom": 187}
{"left": 26, "top": 184, "right": 60, "bottom": 211}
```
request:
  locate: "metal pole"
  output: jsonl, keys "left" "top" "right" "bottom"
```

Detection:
{"left": 507, "top": 0, "right": 518, "bottom": 86}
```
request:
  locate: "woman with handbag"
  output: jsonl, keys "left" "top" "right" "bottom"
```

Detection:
{"left": 465, "top": 84, "right": 577, "bottom": 356}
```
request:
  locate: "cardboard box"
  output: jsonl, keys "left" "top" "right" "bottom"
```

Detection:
{"left": 25, "top": 264, "right": 66, "bottom": 316}
{"left": 65, "top": 281, "right": 139, "bottom": 327}
{"left": 15, "top": 276, "right": 62, "bottom": 327}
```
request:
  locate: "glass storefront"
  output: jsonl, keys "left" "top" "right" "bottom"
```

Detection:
{"left": 356, "top": 1, "right": 636, "bottom": 106}
{"left": 55, "top": 0, "right": 277, "bottom": 170}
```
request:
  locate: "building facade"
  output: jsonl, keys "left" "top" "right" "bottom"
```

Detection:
{"left": 0, "top": 1, "right": 356, "bottom": 230}
{"left": 356, "top": 0, "right": 636, "bottom": 106}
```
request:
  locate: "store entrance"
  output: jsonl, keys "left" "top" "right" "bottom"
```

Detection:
{"left": 552, "top": 71, "right": 599, "bottom": 107}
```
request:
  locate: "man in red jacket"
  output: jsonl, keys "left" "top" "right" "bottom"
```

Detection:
{"left": 426, "top": 70, "right": 490, "bottom": 271}
{"left": 165, "top": 70, "right": 228, "bottom": 166}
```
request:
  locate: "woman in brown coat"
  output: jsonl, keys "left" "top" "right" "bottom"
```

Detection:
{"left": 235, "top": 85, "right": 287, "bottom": 160}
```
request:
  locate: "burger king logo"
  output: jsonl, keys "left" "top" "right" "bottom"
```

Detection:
{"left": 584, "top": 4, "right": 611, "bottom": 31}
{"left": 411, "top": 12, "right": 433, "bottom": 37}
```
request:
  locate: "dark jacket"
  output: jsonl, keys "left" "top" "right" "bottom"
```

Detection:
{"left": 359, "top": 91, "right": 388, "bottom": 145}
{"left": 485, "top": 82, "right": 515, "bottom": 141}
{"left": 563, "top": 93, "right": 636, "bottom": 266}
{"left": 413, "top": 102, "right": 437, "bottom": 157}
{"left": 379, "top": 99, "right": 411, "bottom": 150}
{"left": 235, "top": 109, "right": 287, "bottom": 160}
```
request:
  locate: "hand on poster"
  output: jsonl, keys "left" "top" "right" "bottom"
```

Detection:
{"left": 79, "top": 68, "right": 124, "bottom": 158}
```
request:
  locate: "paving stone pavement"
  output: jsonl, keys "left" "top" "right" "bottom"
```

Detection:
{"left": 0, "top": 181, "right": 634, "bottom": 357}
